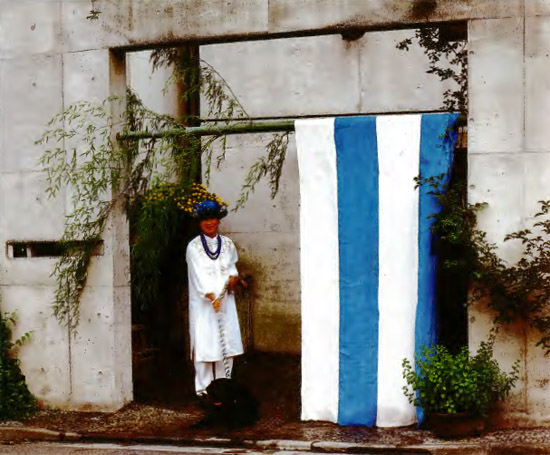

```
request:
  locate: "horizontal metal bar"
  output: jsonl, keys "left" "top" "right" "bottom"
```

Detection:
{"left": 118, "top": 114, "right": 466, "bottom": 141}
{"left": 117, "top": 120, "right": 295, "bottom": 140}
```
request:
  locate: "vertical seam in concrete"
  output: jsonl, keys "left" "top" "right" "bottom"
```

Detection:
{"left": 522, "top": 3, "right": 527, "bottom": 155}
{"left": 59, "top": 23, "right": 73, "bottom": 396}
{"left": 68, "top": 325, "right": 73, "bottom": 396}
{"left": 521, "top": 0, "right": 528, "bottom": 417}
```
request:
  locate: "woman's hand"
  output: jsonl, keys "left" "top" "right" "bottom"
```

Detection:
{"left": 228, "top": 275, "right": 240, "bottom": 294}
{"left": 205, "top": 292, "right": 221, "bottom": 312}
{"left": 212, "top": 298, "right": 221, "bottom": 313}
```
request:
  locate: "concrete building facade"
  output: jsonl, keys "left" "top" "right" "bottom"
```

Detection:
{"left": 1, "top": 0, "right": 549, "bottom": 426}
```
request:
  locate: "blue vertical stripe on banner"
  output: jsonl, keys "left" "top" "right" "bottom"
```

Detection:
{"left": 335, "top": 117, "right": 379, "bottom": 426}
{"left": 416, "top": 113, "right": 460, "bottom": 422}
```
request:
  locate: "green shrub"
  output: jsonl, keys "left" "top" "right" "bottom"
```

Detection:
{"left": 402, "top": 338, "right": 520, "bottom": 416}
{"left": 0, "top": 313, "right": 37, "bottom": 420}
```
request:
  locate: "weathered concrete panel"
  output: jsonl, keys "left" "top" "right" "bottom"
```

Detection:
{"left": 207, "top": 133, "right": 299, "bottom": 234}
{"left": 61, "top": 0, "right": 130, "bottom": 54}
{"left": 228, "top": 231, "right": 300, "bottom": 355}
{"left": 69, "top": 283, "right": 132, "bottom": 410}
{"left": 468, "top": 153, "right": 525, "bottom": 264}
{"left": 0, "top": 171, "right": 66, "bottom": 241}
{"left": 85, "top": 255, "right": 114, "bottom": 288}
{"left": 128, "top": 0, "right": 268, "bottom": 45}
{"left": 252, "top": 305, "right": 301, "bottom": 355}
{"left": 112, "top": 284, "right": 133, "bottom": 406}
{"left": 468, "top": 18, "right": 524, "bottom": 154}
{"left": 60, "top": 0, "right": 269, "bottom": 53}
{"left": 0, "top": 55, "right": 63, "bottom": 172}
{"left": 70, "top": 286, "right": 120, "bottom": 409}
{"left": 0, "top": 1, "right": 62, "bottom": 58}
{"left": 127, "top": 51, "right": 180, "bottom": 116}
{"left": 63, "top": 49, "right": 110, "bottom": 106}
{"left": 1, "top": 285, "right": 71, "bottom": 408}
{"left": 202, "top": 29, "right": 455, "bottom": 119}
{"left": 1, "top": 257, "right": 57, "bottom": 287}
{"left": 525, "top": 17, "right": 550, "bottom": 152}
{"left": 358, "top": 28, "right": 455, "bottom": 113}
{"left": 522, "top": 152, "right": 550, "bottom": 219}
{"left": 526, "top": 324, "right": 550, "bottom": 424}
{"left": 269, "top": 0, "right": 522, "bottom": 34}
{"left": 201, "top": 35, "right": 361, "bottom": 118}
{"left": 526, "top": 0, "right": 550, "bottom": 17}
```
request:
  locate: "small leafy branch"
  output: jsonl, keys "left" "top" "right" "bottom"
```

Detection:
{"left": 397, "top": 26, "right": 468, "bottom": 113}
{"left": 86, "top": 0, "right": 101, "bottom": 20}
{"left": 37, "top": 51, "right": 290, "bottom": 331}
{"left": 235, "top": 132, "right": 290, "bottom": 210}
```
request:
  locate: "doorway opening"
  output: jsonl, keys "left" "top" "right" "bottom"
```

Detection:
{"left": 123, "top": 23, "right": 468, "bottom": 428}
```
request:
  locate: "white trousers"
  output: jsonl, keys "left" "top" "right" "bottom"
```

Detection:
{"left": 194, "top": 358, "right": 234, "bottom": 395}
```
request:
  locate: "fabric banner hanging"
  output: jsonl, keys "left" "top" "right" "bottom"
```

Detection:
{"left": 296, "top": 113, "right": 459, "bottom": 427}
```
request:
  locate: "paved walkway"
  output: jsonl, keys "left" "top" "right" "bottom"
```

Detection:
{"left": 3, "top": 407, "right": 550, "bottom": 455}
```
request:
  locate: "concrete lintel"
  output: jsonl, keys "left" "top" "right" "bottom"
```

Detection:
{"left": 56, "top": 0, "right": 525, "bottom": 53}
{"left": 269, "top": 0, "right": 523, "bottom": 36}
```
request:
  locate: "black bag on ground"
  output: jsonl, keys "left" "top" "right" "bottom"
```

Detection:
{"left": 204, "top": 377, "right": 259, "bottom": 428}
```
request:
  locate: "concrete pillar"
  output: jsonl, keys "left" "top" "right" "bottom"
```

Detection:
{"left": 523, "top": 9, "right": 550, "bottom": 425}
{"left": 469, "top": 11, "right": 550, "bottom": 426}
{"left": 66, "top": 50, "right": 132, "bottom": 410}
{"left": 468, "top": 16, "right": 527, "bottom": 425}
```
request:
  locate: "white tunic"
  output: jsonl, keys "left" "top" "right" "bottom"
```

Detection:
{"left": 186, "top": 234, "right": 244, "bottom": 362}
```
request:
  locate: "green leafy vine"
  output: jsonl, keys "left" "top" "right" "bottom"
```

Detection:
{"left": 397, "top": 25, "right": 468, "bottom": 113}
{"left": 0, "top": 310, "right": 37, "bottom": 420}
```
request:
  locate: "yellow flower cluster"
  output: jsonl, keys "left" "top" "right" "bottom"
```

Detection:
{"left": 175, "top": 183, "right": 229, "bottom": 214}
{"left": 135, "top": 182, "right": 229, "bottom": 215}
{"left": 141, "top": 183, "right": 178, "bottom": 204}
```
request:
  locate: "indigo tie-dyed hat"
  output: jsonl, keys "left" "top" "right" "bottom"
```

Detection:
{"left": 192, "top": 199, "right": 228, "bottom": 220}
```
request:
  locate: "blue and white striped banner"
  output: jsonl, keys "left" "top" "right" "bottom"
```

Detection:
{"left": 296, "top": 113, "right": 459, "bottom": 427}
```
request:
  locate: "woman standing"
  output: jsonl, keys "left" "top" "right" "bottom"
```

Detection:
{"left": 186, "top": 198, "right": 244, "bottom": 397}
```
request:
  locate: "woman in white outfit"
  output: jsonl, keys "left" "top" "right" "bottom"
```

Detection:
{"left": 186, "top": 199, "right": 244, "bottom": 396}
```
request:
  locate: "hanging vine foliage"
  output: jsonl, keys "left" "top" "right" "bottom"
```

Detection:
{"left": 0, "top": 309, "right": 37, "bottom": 420}
{"left": 37, "top": 50, "right": 290, "bottom": 332}
{"left": 416, "top": 174, "right": 550, "bottom": 353}
{"left": 397, "top": 25, "right": 468, "bottom": 113}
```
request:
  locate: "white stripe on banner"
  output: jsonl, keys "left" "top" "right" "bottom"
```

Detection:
{"left": 295, "top": 118, "right": 340, "bottom": 423}
{"left": 376, "top": 115, "right": 421, "bottom": 427}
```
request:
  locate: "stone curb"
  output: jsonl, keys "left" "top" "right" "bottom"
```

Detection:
{"left": 2, "top": 426, "right": 550, "bottom": 455}
{"left": 0, "top": 427, "right": 81, "bottom": 444}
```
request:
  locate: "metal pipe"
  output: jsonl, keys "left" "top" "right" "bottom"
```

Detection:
{"left": 117, "top": 114, "right": 466, "bottom": 141}
{"left": 117, "top": 119, "right": 295, "bottom": 140}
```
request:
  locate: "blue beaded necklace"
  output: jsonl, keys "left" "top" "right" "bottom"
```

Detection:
{"left": 200, "top": 233, "right": 222, "bottom": 260}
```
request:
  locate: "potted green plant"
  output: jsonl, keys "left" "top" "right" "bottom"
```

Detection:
{"left": 402, "top": 336, "right": 520, "bottom": 438}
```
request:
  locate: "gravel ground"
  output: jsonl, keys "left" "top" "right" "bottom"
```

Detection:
{"left": 20, "top": 402, "right": 550, "bottom": 449}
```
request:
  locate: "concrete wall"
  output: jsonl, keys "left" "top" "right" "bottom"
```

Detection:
{"left": 468, "top": 10, "right": 550, "bottom": 427}
{"left": 1, "top": 0, "right": 550, "bottom": 426}
{"left": 0, "top": 3, "right": 132, "bottom": 409}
